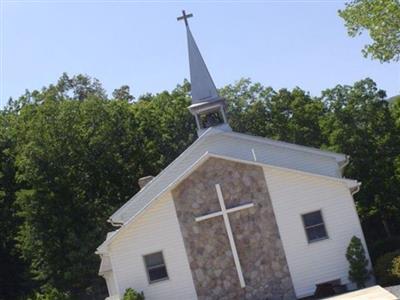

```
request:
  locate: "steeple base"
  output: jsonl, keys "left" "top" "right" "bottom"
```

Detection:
{"left": 197, "top": 122, "right": 232, "bottom": 137}
{"left": 188, "top": 97, "right": 231, "bottom": 137}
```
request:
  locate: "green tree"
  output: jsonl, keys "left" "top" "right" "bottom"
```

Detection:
{"left": 267, "top": 88, "right": 325, "bottom": 147}
{"left": 28, "top": 285, "right": 71, "bottom": 300}
{"left": 220, "top": 78, "right": 274, "bottom": 136}
{"left": 220, "top": 78, "right": 325, "bottom": 147}
{"left": 339, "top": 0, "right": 400, "bottom": 62}
{"left": 10, "top": 74, "right": 195, "bottom": 298}
{"left": 132, "top": 86, "right": 196, "bottom": 175}
{"left": 113, "top": 85, "right": 135, "bottom": 102}
{"left": 123, "top": 288, "right": 145, "bottom": 300}
{"left": 55, "top": 73, "right": 107, "bottom": 101}
{"left": 2, "top": 74, "right": 399, "bottom": 298}
{"left": 0, "top": 112, "right": 33, "bottom": 299}
{"left": 321, "top": 78, "right": 400, "bottom": 238}
{"left": 346, "top": 236, "right": 370, "bottom": 288}
{"left": 12, "top": 78, "right": 142, "bottom": 297}
{"left": 375, "top": 251, "right": 400, "bottom": 286}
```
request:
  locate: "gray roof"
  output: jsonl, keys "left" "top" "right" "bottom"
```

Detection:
{"left": 98, "top": 148, "right": 356, "bottom": 253}
{"left": 109, "top": 128, "right": 348, "bottom": 225}
{"left": 185, "top": 24, "right": 220, "bottom": 104}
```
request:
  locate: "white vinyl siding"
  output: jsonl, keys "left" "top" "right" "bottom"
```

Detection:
{"left": 108, "top": 193, "right": 197, "bottom": 300}
{"left": 103, "top": 271, "right": 118, "bottom": 297}
{"left": 302, "top": 210, "right": 328, "bottom": 243}
{"left": 264, "top": 167, "right": 370, "bottom": 298}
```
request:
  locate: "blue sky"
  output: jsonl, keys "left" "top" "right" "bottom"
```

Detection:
{"left": 1, "top": 0, "right": 399, "bottom": 107}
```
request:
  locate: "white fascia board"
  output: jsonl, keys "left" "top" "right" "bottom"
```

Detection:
{"left": 223, "top": 131, "right": 347, "bottom": 164}
{"left": 109, "top": 129, "right": 347, "bottom": 225}
{"left": 97, "top": 151, "right": 359, "bottom": 252}
{"left": 108, "top": 127, "right": 214, "bottom": 224}
{"left": 96, "top": 151, "right": 212, "bottom": 253}
{"left": 208, "top": 153, "right": 359, "bottom": 189}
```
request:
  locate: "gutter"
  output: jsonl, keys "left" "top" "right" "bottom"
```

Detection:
{"left": 108, "top": 219, "right": 123, "bottom": 227}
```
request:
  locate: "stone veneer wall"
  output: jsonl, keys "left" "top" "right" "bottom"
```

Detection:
{"left": 171, "top": 157, "right": 296, "bottom": 300}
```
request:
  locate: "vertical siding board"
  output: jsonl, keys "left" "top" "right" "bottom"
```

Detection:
{"left": 264, "top": 167, "right": 368, "bottom": 298}
{"left": 109, "top": 193, "right": 197, "bottom": 300}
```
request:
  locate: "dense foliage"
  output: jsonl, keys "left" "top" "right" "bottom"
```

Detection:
{"left": 123, "top": 288, "right": 145, "bottom": 300}
{"left": 346, "top": 236, "right": 370, "bottom": 288}
{"left": 339, "top": 0, "right": 400, "bottom": 62}
{"left": 375, "top": 251, "right": 400, "bottom": 286}
{"left": 369, "top": 236, "right": 400, "bottom": 263}
{"left": 0, "top": 74, "right": 399, "bottom": 299}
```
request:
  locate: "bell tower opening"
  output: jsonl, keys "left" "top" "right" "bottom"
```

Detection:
{"left": 189, "top": 100, "right": 230, "bottom": 136}
{"left": 198, "top": 107, "right": 226, "bottom": 129}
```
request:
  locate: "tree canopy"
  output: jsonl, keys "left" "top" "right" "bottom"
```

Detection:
{"left": 0, "top": 74, "right": 399, "bottom": 299}
{"left": 339, "top": 0, "right": 400, "bottom": 62}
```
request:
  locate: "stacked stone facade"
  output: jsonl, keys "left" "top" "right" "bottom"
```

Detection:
{"left": 171, "top": 157, "right": 296, "bottom": 300}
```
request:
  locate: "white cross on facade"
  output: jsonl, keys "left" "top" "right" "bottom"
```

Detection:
{"left": 195, "top": 184, "right": 254, "bottom": 288}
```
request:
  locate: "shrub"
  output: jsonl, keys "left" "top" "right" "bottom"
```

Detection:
{"left": 28, "top": 286, "right": 71, "bottom": 300}
{"left": 346, "top": 236, "right": 370, "bottom": 288}
{"left": 369, "top": 236, "right": 400, "bottom": 263}
{"left": 374, "top": 250, "right": 400, "bottom": 286}
{"left": 123, "top": 288, "right": 145, "bottom": 300}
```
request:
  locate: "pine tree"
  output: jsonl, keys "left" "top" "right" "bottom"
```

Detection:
{"left": 346, "top": 236, "right": 370, "bottom": 288}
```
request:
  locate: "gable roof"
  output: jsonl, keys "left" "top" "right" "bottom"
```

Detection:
{"left": 110, "top": 128, "right": 347, "bottom": 225}
{"left": 109, "top": 128, "right": 347, "bottom": 225}
{"left": 97, "top": 151, "right": 357, "bottom": 254}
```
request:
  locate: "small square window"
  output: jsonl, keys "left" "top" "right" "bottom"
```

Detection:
{"left": 302, "top": 210, "right": 328, "bottom": 243}
{"left": 143, "top": 252, "right": 168, "bottom": 283}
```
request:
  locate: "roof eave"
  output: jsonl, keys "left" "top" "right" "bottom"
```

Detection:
{"left": 98, "top": 151, "right": 360, "bottom": 251}
{"left": 108, "top": 127, "right": 215, "bottom": 224}
{"left": 222, "top": 131, "right": 347, "bottom": 164}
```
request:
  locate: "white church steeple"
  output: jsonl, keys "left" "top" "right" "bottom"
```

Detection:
{"left": 178, "top": 10, "right": 232, "bottom": 136}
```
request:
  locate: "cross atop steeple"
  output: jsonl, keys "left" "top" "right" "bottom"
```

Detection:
{"left": 177, "top": 10, "right": 193, "bottom": 26}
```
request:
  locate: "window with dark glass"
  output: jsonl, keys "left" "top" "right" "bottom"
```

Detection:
{"left": 302, "top": 210, "right": 328, "bottom": 243}
{"left": 143, "top": 252, "right": 168, "bottom": 283}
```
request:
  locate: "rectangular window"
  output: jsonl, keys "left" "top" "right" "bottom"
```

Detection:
{"left": 302, "top": 210, "right": 328, "bottom": 243}
{"left": 143, "top": 252, "right": 168, "bottom": 283}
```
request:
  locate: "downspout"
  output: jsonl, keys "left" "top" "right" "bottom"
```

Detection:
{"left": 351, "top": 183, "right": 361, "bottom": 196}
{"left": 339, "top": 155, "right": 350, "bottom": 177}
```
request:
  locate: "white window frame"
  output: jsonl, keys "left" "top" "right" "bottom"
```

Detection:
{"left": 142, "top": 251, "right": 169, "bottom": 284}
{"left": 301, "top": 209, "right": 329, "bottom": 243}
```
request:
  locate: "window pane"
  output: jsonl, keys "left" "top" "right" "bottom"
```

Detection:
{"left": 303, "top": 211, "right": 323, "bottom": 227}
{"left": 144, "top": 252, "right": 168, "bottom": 283}
{"left": 306, "top": 224, "right": 328, "bottom": 242}
{"left": 148, "top": 266, "right": 168, "bottom": 282}
{"left": 144, "top": 252, "right": 164, "bottom": 268}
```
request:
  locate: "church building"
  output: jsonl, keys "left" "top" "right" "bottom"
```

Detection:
{"left": 97, "top": 11, "right": 371, "bottom": 300}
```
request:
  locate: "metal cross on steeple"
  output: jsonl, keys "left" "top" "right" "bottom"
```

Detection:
{"left": 177, "top": 10, "right": 193, "bottom": 26}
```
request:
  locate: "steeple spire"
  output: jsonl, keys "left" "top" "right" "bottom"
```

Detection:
{"left": 178, "top": 10, "right": 219, "bottom": 103}
{"left": 177, "top": 10, "right": 231, "bottom": 136}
